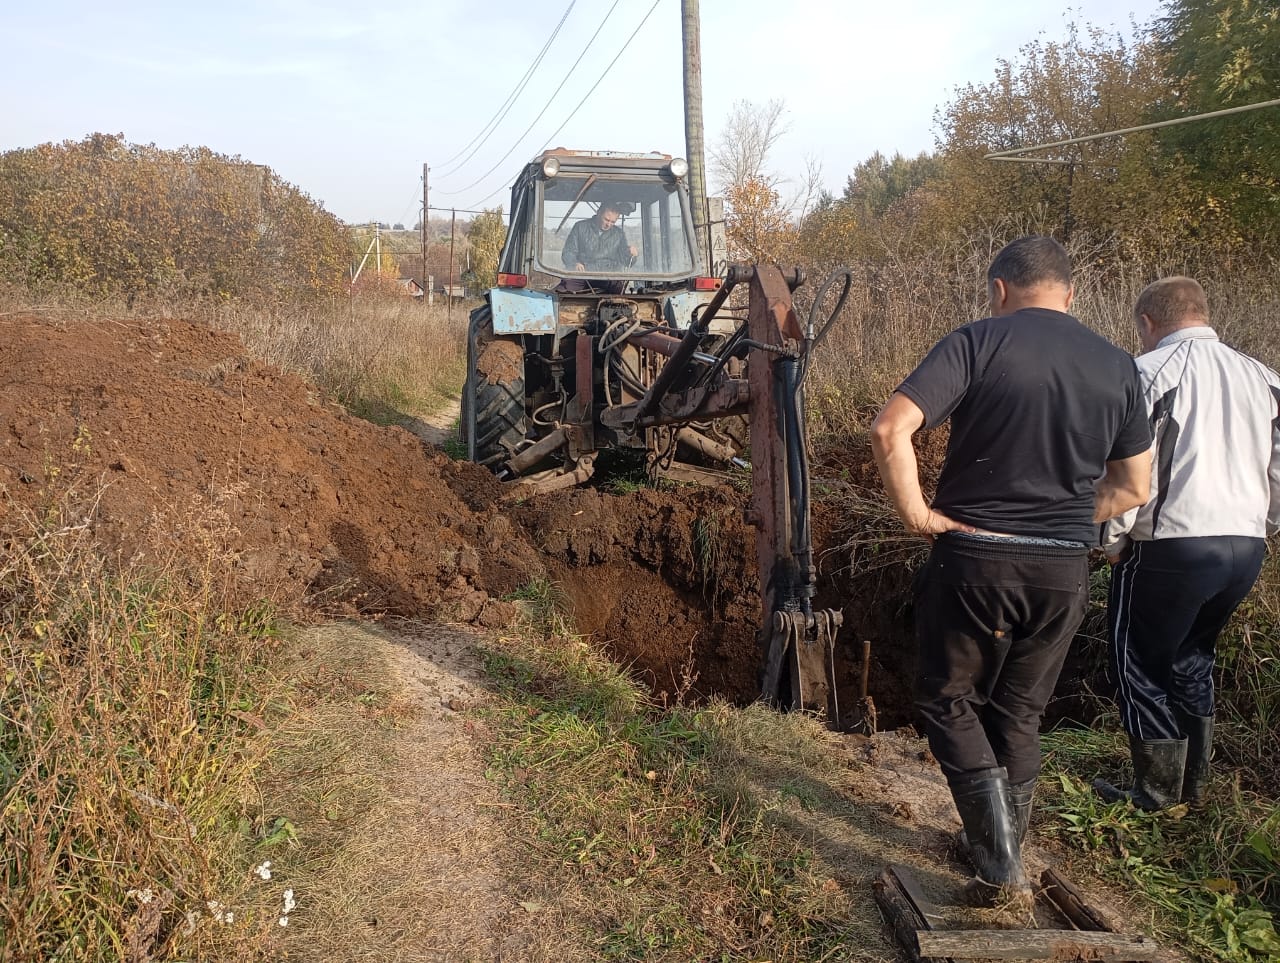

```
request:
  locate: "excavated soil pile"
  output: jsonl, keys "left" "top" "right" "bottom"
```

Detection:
{"left": 0, "top": 314, "right": 545, "bottom": 624}
{"left": 0, "top": 314, "right": 927, "bottom": 722}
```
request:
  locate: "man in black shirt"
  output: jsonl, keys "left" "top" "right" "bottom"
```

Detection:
{"left": 562, "top": 202, "right": 637, "bottom": 273}
{"left": 871, "top": 236, "right": 1152, "bottom": 911}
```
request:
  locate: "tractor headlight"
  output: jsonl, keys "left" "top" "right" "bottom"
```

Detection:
{"left": 541, "top": 156, "right": 561, "bottom": 178}
{"left": 668, "top": 157, "right": 689, "bottom": 179}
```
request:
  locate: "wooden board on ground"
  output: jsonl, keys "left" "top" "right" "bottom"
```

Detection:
{"left": 875, "top": 863, "right": 1162, "bottom": 963}
{"left": 915, "top": 928, "right": 1160, "bottom": 960}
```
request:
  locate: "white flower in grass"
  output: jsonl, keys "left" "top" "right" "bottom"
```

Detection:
{"left": 127, "top": 888, "right": 156, "bottom": 904}
{"left": 253, "top": 860, "right": 273, "bottom": 881}
{"left": 282, "top": 889, "right": 297, "bottom": 914}
{"left": 205, "top": 900, "right": 235, "bottom": 924}
{"left": 278, "top": 916, "right": 289, "bottom": 927}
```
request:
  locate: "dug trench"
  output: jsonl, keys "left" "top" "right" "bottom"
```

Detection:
{"left": 0, "top": 313, "right": 1096, "bottom": 733}
{"left": 510, "top": 482, "right": 926, "bottom": 730}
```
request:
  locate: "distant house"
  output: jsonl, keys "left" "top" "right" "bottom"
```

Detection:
{"left": 396, "top": 277, "right": 424, "bottom": 299}
{"left": 437, "top": 282, "right": 467, "bottom": 300}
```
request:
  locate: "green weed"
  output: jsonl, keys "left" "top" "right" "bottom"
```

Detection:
{"left": 1041, "top": 729, "right": 1280, "bottom": 962}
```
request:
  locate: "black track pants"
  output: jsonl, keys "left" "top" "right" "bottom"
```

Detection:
{"left": 1108, "top": 536, "right": 1265, "bottom": 740}
{"left": 914, "top": 535, "right": 1089, "bottom": 786}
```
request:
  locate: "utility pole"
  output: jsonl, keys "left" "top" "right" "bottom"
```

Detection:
{"left": 427, "top": 162, "right": 437, "bottom": 304}
{"left": 447, "top": 208, "right": 457, "bottom": 323}
{"left": 681, "top": 0, "right": 710, "bottom": 273}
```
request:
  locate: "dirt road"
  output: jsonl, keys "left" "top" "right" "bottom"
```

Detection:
{"left": 270, "top": 621, "right": 579, "bottom": 961}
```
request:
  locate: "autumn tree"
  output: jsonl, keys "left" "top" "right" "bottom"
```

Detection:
{"left": 724, "top": 176, "right": 796, "bottom": 263}
{"left": 932, "top": 22, "right": 1198, "bottom": 259}
{"left": 710, "top": 98, "right": 789, "bottom": 193}
{"left": 843, "top": 151, "right": 946, "bottom": 221}
{"left": 464, "top": 208, "right": 506, "bottom": 291}
{"left": 1155, "top": 0, "right": 1280, "bottom": 242}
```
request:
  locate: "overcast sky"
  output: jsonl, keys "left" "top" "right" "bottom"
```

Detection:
{"left": 3, "top": 0, "right": 1166, "bottom": 225}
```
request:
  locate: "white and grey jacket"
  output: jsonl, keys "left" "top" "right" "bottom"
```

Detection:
{"left": 1102, "top": 327, "right": 1280, "bottom": 554}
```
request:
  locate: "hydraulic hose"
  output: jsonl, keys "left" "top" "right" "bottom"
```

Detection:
{"left": 800, "top": 268, "right": 855, "bottom": 386}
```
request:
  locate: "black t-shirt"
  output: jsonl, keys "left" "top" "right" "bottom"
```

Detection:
{"left": 897, "top": 307, "right": 1151, "bottom": 544}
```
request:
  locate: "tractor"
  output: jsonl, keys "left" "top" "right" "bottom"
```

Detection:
{"left": 462, "top": 149, "right": 741, "bottom": 491}
{"left": 462, "top": 147, "right": 854, "bottom": 723}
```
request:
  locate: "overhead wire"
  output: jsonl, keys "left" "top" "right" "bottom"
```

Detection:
{"left": 435, "top": 0, "right": 577, "bottom": 174}
{"left": 434, "top": 0, "right": 627, "bottom": 197}
{"left": 537, "top": 0, "right": 663, "bottom": 151}
{"left": 460, "top": 0, "right": 667, "bottom": 209}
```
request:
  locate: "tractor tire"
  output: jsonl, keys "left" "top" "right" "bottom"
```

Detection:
{"left": 465, "top": 305, "right": 527, "bottom": 472}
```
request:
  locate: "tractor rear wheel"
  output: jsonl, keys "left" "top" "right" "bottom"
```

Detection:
{"left": 465, "top": 305, "right": 527, "bottom": 472}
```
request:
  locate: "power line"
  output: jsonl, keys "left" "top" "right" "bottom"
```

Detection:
{"left": 436, "top": 1, "right": 578, "bottom": 177}
{"left": 435, "top": 1, "right": 577, "bottom": 172}
{"left": 538, "top": 0, "right": 664, "bottom": 152}
{"left": 466, "top": 0, "right": 666, "bottom": 208}
{"left": 985, "top": 97, "right": 1280, "bottom": 162}
{"left": 435, "top": 0, "right": 627, "bottom": 196}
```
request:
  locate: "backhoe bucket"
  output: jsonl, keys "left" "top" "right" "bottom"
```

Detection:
{"left": 761, "top": 609, "right": 842, "bottom": 723}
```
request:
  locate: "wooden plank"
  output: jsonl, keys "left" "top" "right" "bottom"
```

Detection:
{"left": 915, "top": 928, "right": 1160, "bottom": 960}
{"left": 874, "top": 867, "right": 956, "bottom": 963}
{"left": 1040, "top": 867, "right": 1120, "bottom": 933}
{"left": 873, "top": 869, "right": 929, "bottom": 963}
{"left": 890, "top": 864, "right": 948, "bottom": 931}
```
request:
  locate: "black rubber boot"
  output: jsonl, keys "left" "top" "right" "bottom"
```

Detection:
{"left": 956, "top": 775, "right": 1037, "bottom": 855}
{"left": 1009, "top": 777, "right": 1037, "bottom": 845}
{"left": 1174, "top": 710, "right": 1214, "bottom": 807}
{"left": 1093, "top": 738, "right": 1188, "bottom": 811}
{"left": 950, "top": 768, "right": 1033, "bottom": 913}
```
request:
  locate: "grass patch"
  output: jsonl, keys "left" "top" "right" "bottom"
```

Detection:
{"left": 1041, "top": 725, "right": 1280, "bottom": 962}
{"left": 478, "top": 588, "right": 877, "bottom": 961}
{"left": 441, "top": 418, "right": 467, "bottom": 460}
{"left": 0, "top": 499, "right": 286, "bottom": 959}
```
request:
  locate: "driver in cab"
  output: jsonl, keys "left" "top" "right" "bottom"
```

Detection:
{"left": 562, "top": 201, "right": 637, "bottom": 273}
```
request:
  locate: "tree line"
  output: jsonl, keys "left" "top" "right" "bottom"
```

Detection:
{"left": 721, "top": 1, "right": 1279, "bottom": 275}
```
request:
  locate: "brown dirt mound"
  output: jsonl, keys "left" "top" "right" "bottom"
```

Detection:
{"left": 0, "top": 314, "right": 544, "bottom": 623}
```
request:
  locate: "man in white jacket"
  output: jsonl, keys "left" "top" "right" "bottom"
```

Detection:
{"left": 1099, "top": 276, "right": 1280, "bottom": 810}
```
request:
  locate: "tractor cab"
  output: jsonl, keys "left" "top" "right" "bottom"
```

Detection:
{"left": 500, "top": 150, "right": 703, "bottom": 291}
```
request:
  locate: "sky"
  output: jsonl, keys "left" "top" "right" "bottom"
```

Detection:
{"left": 2, "top": 0, "right": 1168, "bottom": 226}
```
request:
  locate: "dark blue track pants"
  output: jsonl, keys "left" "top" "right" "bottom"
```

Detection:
{"left": 1108, "top": 536, "right": 1265, "bottom": 740}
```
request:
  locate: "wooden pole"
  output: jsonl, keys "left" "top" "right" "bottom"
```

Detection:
{"left": 447, "top": 208, "right": 457, "bottom": 322}
{"left": 681, "top": 0, "right": 709, "bottom": 273}
{"left": 427, "top": 162, "right": 437, "bottom": 304}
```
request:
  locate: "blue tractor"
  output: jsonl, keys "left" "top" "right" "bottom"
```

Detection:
{"left": 462, "top": 149, "right": 742, "bottom": 492}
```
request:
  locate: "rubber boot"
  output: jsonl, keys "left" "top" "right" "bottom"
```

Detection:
{"left": 950, "top": 768, "right": 1034, "bottom": 914}
{"left": 956, "top": 775, "right": 1037, "bottom": 856}
{"left": 1009, "top": 777, "right": 1037, "bottom": 845}
{"left": 1174, "top": 709, "right": 1213, "bottom": 807}
{"left": 1093, "top": 738, "right": 1187, "bottom": 811}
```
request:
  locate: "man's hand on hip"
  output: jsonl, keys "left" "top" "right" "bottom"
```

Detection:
{"left": 905, "top": 507, "right": 976, "bottom": 543}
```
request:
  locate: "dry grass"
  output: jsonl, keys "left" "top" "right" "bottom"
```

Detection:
{"left": 0, "top": 482, "right": 285, "bottom": 960}
{"left": 800, "top": 234, "right": 1280, "bottom": 440}
{"left": 478, "top": 608, "right": 882, "bottom": 961}
{"left": 209, "top": 294, "right": 469, "bottom": 424}
{"left": 0, "top": 282, "right": 470, "bottom": 425}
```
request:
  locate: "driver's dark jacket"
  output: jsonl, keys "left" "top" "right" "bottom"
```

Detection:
{"left": 561, "top": 217, "right": 630, "bottom": 272}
